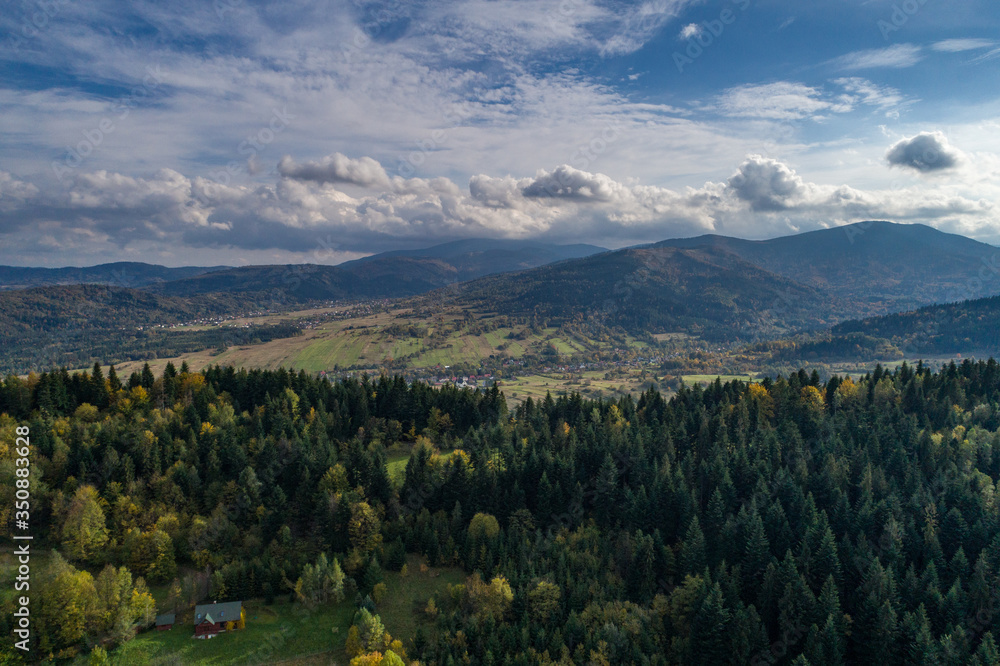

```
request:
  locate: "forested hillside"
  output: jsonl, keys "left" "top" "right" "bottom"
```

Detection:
{"left": 832, "top": 294, "right": 1000, "bottom": 355}
{"left": 0, "top": 285, "right": 301, "bottom": 374}
{"left": 3, "top": 361, "right": 1000, "bottom": 663}
{"left": 440, "top": 246, "right": 843, "bottom": 341}
{"left": 657, "top": 222, "right": 1000, "bottom": 311}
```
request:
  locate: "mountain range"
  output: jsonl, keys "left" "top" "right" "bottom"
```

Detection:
{"left": 5, "top": 223, "right": 1000, "bottom": 372}
{"left": 125, "top": 240, "right": 606, "bottom": 301}
{"left": 654, "top": 221, "right": 1000, "bottom": 311}
{"left": 0, "top": 262, "right": 228, "bottom": 291}
{"left": 427, "top": 222, "right": 1000, "bottom": 340}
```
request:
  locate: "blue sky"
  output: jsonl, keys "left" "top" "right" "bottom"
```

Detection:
{"left": 1, "top": 0, "right": 999, "bottom": 266}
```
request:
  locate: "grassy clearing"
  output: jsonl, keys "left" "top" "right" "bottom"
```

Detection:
{"left": 103, "top": 599, "right": 353, "bottom": 666}
{"left": 682, "top": 374, "right": 757, "bottom": 386}
{"left": 102, "top": 305, "right": 672, "bottom": 378}
{"left": 386, "top": 448, "right": 455, "bottom": 486}
{"left": 501, "top": 370, "right": 667, "bottom": 404}
{"left": 378, "top": 554, "right": 465, "bottom": 652}
{"left": 101, "top": 555, "right": 464, "bottom": 665}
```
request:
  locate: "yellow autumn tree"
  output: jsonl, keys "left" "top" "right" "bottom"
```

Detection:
{"left": 528, "top": 580, "right": 562, "bottom": 623}
{"left": 834, "top": 376, "right": 859, "bottom": 409}
{"left": 61, "top": 485, "right": 109, "bottom": 564}
{"left": 467, "top": 513, "right": 500, "bottom": 543}
{"left": 747, "top": 382, "right": 773, "bottom": 414}
{"left": 801, "top": 385, "right": 825, "bottom": 414}
{"left": 345, "top": 625, "right": 364, "bottom": 658}
{"left": 466, "top": 574, "right": 513, "bottom": 622}
{"left": 349, "top": 502, "right": 382, "bottom": 555}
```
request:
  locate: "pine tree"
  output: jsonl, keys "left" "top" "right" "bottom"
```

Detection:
{"left": 679, "top": 516, "right": 707, "bottom": 577}
{"left": 743, "top": 510, "right": 771, "bottom": 590}
{"left": 690, "top": 584, "right": 730, "bottom": 666}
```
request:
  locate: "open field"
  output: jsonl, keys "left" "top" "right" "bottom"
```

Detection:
{"left": 97, "top": 555, "right": 463, "bottom": 666}
{"left": 386, "top": 447, "right": 456, "bottom": 484}
{"left": 500, "top": 369, "right": 666, "bottom": 403}
{"left": 101, "top": 307, "right": 655, "bottom": 376}
{"left": 681, "top": 374, "right": 757, "bottom": 386}
{"left": 65, "top": 302, "right": 979, "bottom": 407}
{"left": 101, "top": 599, "right": 353, "bottom": 666}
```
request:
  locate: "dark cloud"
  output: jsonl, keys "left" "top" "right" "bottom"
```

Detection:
{"left": 278, "top": 154, "right": 390, "bottom": 188}
{"left": 521, "top": 165, "right": 620, "bottom": 202}
{"left": 886, "top": 132, "right": 961, "bottom": 173}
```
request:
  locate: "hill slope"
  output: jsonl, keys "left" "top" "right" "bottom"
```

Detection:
{"left": 656, "top": 221, "right": 1000, "bottom": 310}
{"left": 0, "top": 285, "right": 299, "bottom": 374}
{"left": 440, "top": 245, "right": 842, "bottom": 340}
{"left": 831, "top": 293, "right": 1000, "bottom": 355}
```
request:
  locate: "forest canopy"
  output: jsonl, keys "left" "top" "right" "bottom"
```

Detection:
{"left": 1, "top": 360, "right": 999, "bottom": 664}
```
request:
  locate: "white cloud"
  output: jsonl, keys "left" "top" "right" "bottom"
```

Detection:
{"left": 600, "top": 0, "right": 699, "bottom": 56}
{"left": 679, "top": 23, "right": 702, "bottom": 39}
{"left": 727, "top": 156, "right": 805, "bottom": 211}
{"left": 4, "top": 153, "right": 998, "bottom": 261}
{"left": 833, "top": 78, "right": 907, "bottom": 113}
{"left": 277, "top": 154, "right": 390, "bottom": 188}
{"left": 715, "top": 82, "right": 853, "bottom": 120}
{"left": 970, "top": 47, "right": 1000, "bottom": 65}
{"left": 932, "top": 39, "right": 996, "bottom": 52}
{"left": 2, "top": 0, "right": 1000, "bottom": 264}
{"left": 830, "top": 44, "right": 923, "bottom": 70}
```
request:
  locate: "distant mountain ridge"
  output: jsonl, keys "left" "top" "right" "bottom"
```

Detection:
{"left": 0, "top": 262, "right": 229, "bottom": 290}
{"left": 148, "top": 239, "right": 607, "bottom": 302}
{"left": 340, "top": 238, "right": 606, "bottom": 283}
{"left": 654, "top": 221, "right": 1000, "bottom": 311}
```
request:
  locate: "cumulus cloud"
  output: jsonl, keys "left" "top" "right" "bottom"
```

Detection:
{"left": 3, "top": 151, "right": 998, "bottom": 262}
{"left": 521, "top": 165, "right": 627, "bottom": 202}
{"left": 886, "top": 132, "right": 963, "bottom": 173}
{"left": 727, "top": 156, "right": 806, "bottom": 211}
{"left": 278, "top": 153, "right": 390, "bottom": 188}
{"left": 0, "top": 172, "right": 39, "bottom": 209}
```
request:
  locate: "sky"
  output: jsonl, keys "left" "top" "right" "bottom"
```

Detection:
{"left": 1, "top": 0, "right": 999, "bottom": 267}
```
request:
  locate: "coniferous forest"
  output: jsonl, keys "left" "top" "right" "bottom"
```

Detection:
{"left": 2, "top": 361, "right": 1000, "bottom": 664}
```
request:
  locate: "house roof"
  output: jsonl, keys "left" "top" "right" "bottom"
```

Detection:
{"left": 194, "top": 601, "right": 242, "bottom": 624}
{"left": 155, "top": 613, "right": 175, "bottom": 626}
